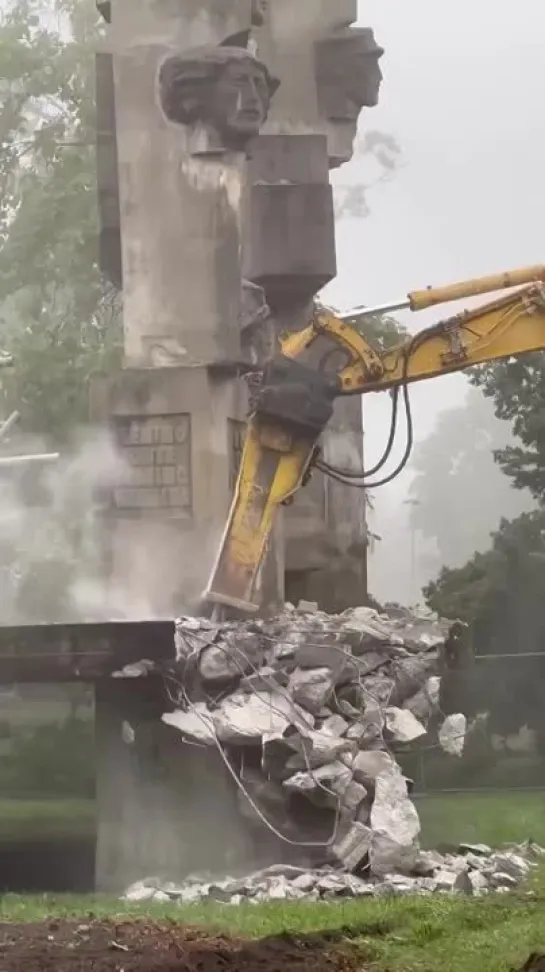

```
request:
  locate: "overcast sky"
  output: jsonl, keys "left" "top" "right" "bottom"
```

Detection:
{"left": 325, "top": 0, "right": 545, "bottom": 468}
{"left": 320, "top": 0, "right": 545, "bottom": 599}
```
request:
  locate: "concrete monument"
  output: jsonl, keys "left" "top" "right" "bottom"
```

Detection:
{"left": 158, "top": 45, "right": 279, "bottom": 156}
{"left": 315, "top": 27, "right": 384, "bottom": 168}
{"left": 251, "top": 0, "right": 269, "bottom": 27}
{"left": 92, "top": 0, "right": 384, "bottom": 890}
{"left": 237, "top": 1, "right": 383, "bottom": 608}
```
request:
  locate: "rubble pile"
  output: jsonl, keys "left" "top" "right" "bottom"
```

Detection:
{"left": 124, "top": 842, "right": 543, "bottom": 903}
{"left": 161, "top": 603, "right": 463, "bottom": 878}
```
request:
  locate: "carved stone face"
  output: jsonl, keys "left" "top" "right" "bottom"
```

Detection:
{"left": 251, "top": 0, "right": 269, "bottom": 26}
{"left": 315, "top": 28, "right": 384, "bottom": 122}
{"left": 159, "top": 46, "right": 279, "bottom": 153}
{"left": 213, "top": 59, "right": 271, "bottom": 137}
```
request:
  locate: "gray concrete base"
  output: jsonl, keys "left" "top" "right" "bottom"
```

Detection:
{"left": 94, "top": 679, "right": 250, "bottom": 892}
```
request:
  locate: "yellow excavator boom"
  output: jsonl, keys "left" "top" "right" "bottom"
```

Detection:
{"left": 202, "top": 265, "right": 545, "bottom": 614}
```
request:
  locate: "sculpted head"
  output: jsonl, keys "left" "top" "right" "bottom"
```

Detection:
{"left": 158, "top": 45, "right": 279, "bottom": 153}
{"left": 251, "top": 0, "right": 269, "bottom": 26}
{"left": 315, "top": 27, "right": 384, "bottom": 122}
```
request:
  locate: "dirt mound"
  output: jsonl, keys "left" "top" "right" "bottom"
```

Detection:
{"left": 0, "top": 918, "right": 361, "bottom": 972}
{"left": 518, "top": 956, "right": 545, "bottom": 972}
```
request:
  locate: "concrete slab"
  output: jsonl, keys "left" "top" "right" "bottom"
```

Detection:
{"left": 0, "top": 620, "right": 175, "bottom": 683}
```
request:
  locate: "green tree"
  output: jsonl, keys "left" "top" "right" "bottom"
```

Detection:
{"left": 471, "top": 354, "right": 545, "bottom": 501}
{"left": 0, "top": 0, "right": 121, "bottom": 446}
{"left": 424, "top": 509, "right": 545, "bottom": 631}
{"left": 408, "top": 384, "right": 534, "bottom": 569}
{"left": 350, "top": 311, "right": 408, "bottom": 349}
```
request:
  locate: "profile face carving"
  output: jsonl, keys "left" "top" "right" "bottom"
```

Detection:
{"left": 158, "top": 45, "right": 280, "bottom": 154}
{"left": 251, "top": 0, "right": 269, "bottom": 26}
{"left": 315, "top": 27, "right": 384, "bottom": 123}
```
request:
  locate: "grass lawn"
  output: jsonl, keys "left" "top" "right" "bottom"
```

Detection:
{"left": 0, "top": 872, "right": 545, "bottom": 972}
{"left": 0, "top": 791, "right": 544, "bottom": 970}
{"left": 0, "top": 798, "right": 95, "bottom": 841}
{"left": 417, "top": 790, "right": 545, "bottom": 848}
{"left": 2, "top": 790, "right": 544, "bottom": 847}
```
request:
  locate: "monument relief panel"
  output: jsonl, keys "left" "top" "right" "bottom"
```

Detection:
{"left": 315, "top": 27, "right": 384, "bottom": 167}
{"left": 112, "top": 415, "right": 192, "bottom": 514}
{"left": 158, "top": 45, "right": 280, "bottom": 155}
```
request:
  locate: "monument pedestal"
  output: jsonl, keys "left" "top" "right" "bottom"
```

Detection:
{"left": 91, "top": 366, "right": 284, "bottom": 617}
{"left": 94, "top": 679, "right": 248, "bottom": 892}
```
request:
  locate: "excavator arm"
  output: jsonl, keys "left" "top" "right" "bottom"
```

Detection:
{"left": 203, "top": 265, "right": 545, "bottom": 614}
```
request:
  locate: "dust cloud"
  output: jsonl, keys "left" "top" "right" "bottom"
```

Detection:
{"left": 0, "top": 428, "right": 152, "bottom": 624}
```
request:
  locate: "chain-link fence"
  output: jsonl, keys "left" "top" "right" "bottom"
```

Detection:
{"left": 399, "top": 650, "right": 545, "bottom": 795}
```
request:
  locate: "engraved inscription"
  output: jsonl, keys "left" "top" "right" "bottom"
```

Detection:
{"left": 112, "top": 415, "right": 192, "bottom": 512}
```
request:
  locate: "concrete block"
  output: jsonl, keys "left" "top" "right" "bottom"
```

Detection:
{"left": 243, "top": 134, "right": 335, "bottom": 306}
{"left": 90, "top": 367, "right": 256, "bottom": 615}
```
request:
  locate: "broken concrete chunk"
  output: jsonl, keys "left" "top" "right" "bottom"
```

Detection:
{"left": 439, "top": 713, "right": 467, "bottom": 757}
{"left": 261, "top": 729, "right": 303, "bottom": 779}
{"left": 122, "top": 834, "right": 540, "bottom": 904}
{"left": 369, "top": 770, "right": 420, "bottom": 877}
{"left": 413, "top": 850, "right": 444, "bottom": 876}
{"left": 198, "top": 629, "right": 265, "bottom": 684}
{"left": 341, "top": 607, "right": 402, "bottom": 650}
{"left": 123, "top": 879, "right": 161, "bottom": 902}
{"left": 291, "top": 872, "right": 317, "bottom": 892}
{"left": 287, "top": 667, "right": 335, "bottom": 714}
{"left": 296, "top": 600, "right": 319, "bottom": 613}
{"left": 402, "top": 675, "right": 441, "bottom": 721}
{"left": 284, "top": 728, "right": 353, "bottom": 771}
{"left": 385, "top": 706, "right": 427, "bottom": 743}
{"left": 488, "top": 871, "right": 519, "bottom": 889}
{"left": 112, "top": 659, "right": 155, "bottom": 678}
{"left": 167, "top": 603, "right": 476, "bottom": 879}
{"left": 342, "top": 780, "right": 368, "bottom": 813}
{"left": 489, "top": 853, "right": 531, "bottom": 881}
{"left": 467, "top": 870, "right": 490, "bottom": 894}
{"left": 387, "top": 654, "right": 440, "bottom": 707}
{"left": 351, "top": 750, "right": 398, "bottom": 784}
{"left": 121, "top": 720, "right": 135, "bottom": 745}
{"left": 240, "top": 666, "right": 289, "bottom": 692}
{"left": 320, "top": 714, "right": 350, "bottom": 737}
{"left": 162, "top": 703, "right": 216, "bottom": 744}
{"left": 434, "top": 869, "right": 472, "bottom": 893}
{"left": 332, "top": 821, "right": 372, "bottom": 871}
{"left": 370, "top": 834, "right": 419, "bottom": 879}
{"left": 215, "top": 690, "right": 313, "bottom": 745}
{"left": 459, "top": 843, "right": 492, "bottom": 857}
{"left": 283, "top": 761, "right": 352, "bottom": 807}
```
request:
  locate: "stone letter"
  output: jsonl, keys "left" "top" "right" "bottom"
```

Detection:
{"left": 315, "top": 27, "right": 384, "bottom": 167}
{"left": 158, "top": 45, "right": 280, "bottom": 155}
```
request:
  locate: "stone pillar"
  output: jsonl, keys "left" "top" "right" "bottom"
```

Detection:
{"left": 242, "top": 0, "right": 383, "bottom": 610}
{"left": 93, "top": 0, "right": 284, "bottom": 889}
{"left": 93, "top": 0, "right": 283, "bottom": 616}
{"left": 95, "top": 679, "right": 248, "bottom": 891}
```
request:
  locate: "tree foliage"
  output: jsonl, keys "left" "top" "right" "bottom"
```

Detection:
{"left": 408, "top": 384, "right": 534, "bottom": 569}
{"left": 424, "top": 509, "right": 545, "bottom": 643}
{"left": 344, "top": 310, "right": 408, "bottom": 349}
{"left": 0, "top": 0, "right": 121, "bottom": 446}
{"left": 471, "top": 353, "right": 545, "bottom": 501}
